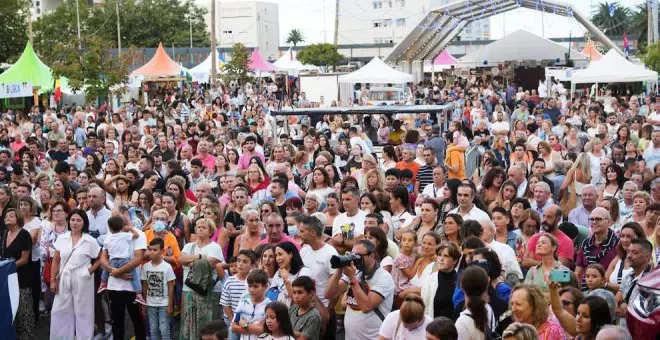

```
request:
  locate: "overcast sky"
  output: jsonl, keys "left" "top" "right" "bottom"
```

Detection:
{"left": 268, "top": 0, "right": 648, "bottom": 44}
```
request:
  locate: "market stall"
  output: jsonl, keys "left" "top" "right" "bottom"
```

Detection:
{"left": 338, "top": 57, "right": 413, "bottom": 104}
{"left": 273, "top": 48, "right": 319, "bottom": 75}
{"left": 188, "top": 50, "right": 225, "bottom": 83}
{"left": 130, "top": 43, "right": 186, "bottom": 103}
{"left": 0, "top": 42, "right": 54, "bottom": 109}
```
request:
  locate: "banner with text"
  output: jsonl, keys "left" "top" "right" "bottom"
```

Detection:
{"left": 0, "top": 82, "right": 33, "bottom": 99}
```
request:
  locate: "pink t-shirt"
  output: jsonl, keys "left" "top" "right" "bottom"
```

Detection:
{"left": 527, "top": 230, "right": 575, "bottom": 265}
{"left": 238, "top": 151, "right": 265, "bottom": 170}
{"left": 258, "top": 234, "right": 301, "bottom": 250}
{"left": 194, "top": 153, "right": 216, "bottom": 170}
{"left": 536, "top": 319, "right": 566, "bottom": 340}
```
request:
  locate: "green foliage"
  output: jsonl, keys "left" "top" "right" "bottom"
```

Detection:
{"left": 297, "top": 43, "right": 344, "bottom": 71}
{"left": 591, "top": 2, "right": 631, "bottom": 36}
{"left": 0, "top": 0, "right": 29, "bottom": 63}
{"left": 222, "top": 43, "right": 252, "bottom": 86}
{"left": 640, "top": 41, "right": 660, "bottom": 73}
{"left": 50, "top": 35, "right": 136, "bottom": 101}
{"left": 33, "top": 0, "right": 209, "bottom": 61}
{"left": 285, "top": 29, "right": 305, "bottom": 47}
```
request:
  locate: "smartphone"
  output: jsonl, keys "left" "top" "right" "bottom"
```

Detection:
{"left": 549, "top": 269, "right": 571, "bottom": 283}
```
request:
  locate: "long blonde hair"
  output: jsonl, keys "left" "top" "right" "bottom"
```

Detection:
{"left": 569, "top": 152, "right": 592, "bottom": 183}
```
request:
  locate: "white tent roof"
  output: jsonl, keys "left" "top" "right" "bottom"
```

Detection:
{"left": 572, "top": 50, "right": 658, "bottom": 84}
{"left": 189, "top": 51, "right": 225, "bottom": 83}
{"left": 338, "top": 57, "right": 413, "bottom": 83}
{"left": 457, "top": 30, "right": 587, "bottom": 67}
{"left": 274, "top": 49, "right": 319, "bottom": 74}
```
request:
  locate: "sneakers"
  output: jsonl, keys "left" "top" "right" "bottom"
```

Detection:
{"left": 134, "top": 293, "right": 146, "bottom": 305}
{"left": 97, "top": 282, "right": 108, "bottom": 293}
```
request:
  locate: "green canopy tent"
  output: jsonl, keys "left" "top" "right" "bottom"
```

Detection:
{"left": 0, "top": 42, "right": 54, "bottom": 93}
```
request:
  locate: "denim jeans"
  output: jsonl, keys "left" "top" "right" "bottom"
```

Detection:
{"left": 147, "top": 306, "right": 171, "bottom": 340}
{"left": 102, "top": 257, "right": 141, "bottom": 292}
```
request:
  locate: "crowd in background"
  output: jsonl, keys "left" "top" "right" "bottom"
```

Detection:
{"left": 0, "top": 77, "right": 658, "bottom": 340}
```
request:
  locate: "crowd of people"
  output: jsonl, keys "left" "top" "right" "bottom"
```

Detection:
{"left": 0, "top": 78, "right": 658, "bottom": 340}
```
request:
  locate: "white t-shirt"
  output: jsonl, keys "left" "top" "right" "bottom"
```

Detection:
{"left": 491, "top": 121, "right": 510, "bottom": 134}
{"left": 488, "top": 240, "right": 524, "bottom": 280}
{"left": 448, "top": 205, "right": 491, "bottom": 222}
{"left": 103, "top": 231, "right": 134, "bottom": 259}
{"left": 331, "top": 210, "right": 368, "bottom": 240}
{"left": 269, "top": 267, "right": 311, "bottom": 307}
{"left": 342, "top": 267, "right": 395, "bottom": 340}
{"left": 107, "top": 229, "right": 147, "bottom": 292}
{"left": 378, "top": 310, "right": 432, "bottom": 340}
{"left": 455, "top": 305, "right": 496, "bottom": 340}
{"left": 140, "top": 260, "right": 176, "bottom": 307}
{"left": 421, "top": 183, "right": 445, "bottom": 199}
{"left": 181, "top": 241, "right": 224, "bottom": 292}
{"left": 23, "top": 217, "right": 42, "bottom": 262}
{"left": 391, "top": 211, "right": 414, "bottom": 233}
{"left": 300, "top": 244, "right": 338, "bottom": 307}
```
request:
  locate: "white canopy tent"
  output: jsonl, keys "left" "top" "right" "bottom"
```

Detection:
{"left": 456, "top": 30, "right": 587, "bottom": 68}
{"left": 188, "top": 51, "right": 225, "bottom": 83}
{"left": 571, "top": 50, "right": 658, "bottom": 97}
{"left": 572, "top": 50, "right": 657, "bottom": 84}
{"left": 274, "top": 49, "right": 319, "bottom": 74}
{"left": 338, "top": 57, "right": 413, "bottom": 84}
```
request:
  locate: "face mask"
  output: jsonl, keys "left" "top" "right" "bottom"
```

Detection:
{"left": 287, "top": 225, "right": 298, "bottom": 236}
{"left": 414, "top": 207, "right": 422, "bottom": 216}
{"left": 153, "top": 220, "right": 167, "bottom": 233}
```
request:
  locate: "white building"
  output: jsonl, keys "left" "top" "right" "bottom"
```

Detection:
{"left": 30, "top": 0, "right": 63, "bottom": 20}
{"left": 338, "top": 0, "right": 490, "bottom": 45}
{"left": 198, "top": 0, "right": 280, "bottom": 60}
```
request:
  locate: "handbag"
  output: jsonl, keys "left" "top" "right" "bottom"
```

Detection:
{"left": 43, "top": 246, "right": 53, "bottom": 286}
{"left": 184, "top": 244, "right": 211, "bottom": 296}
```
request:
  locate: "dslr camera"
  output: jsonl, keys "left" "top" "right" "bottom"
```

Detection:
{"left": 330, "top": 253, "right": 361, "bottom": 269}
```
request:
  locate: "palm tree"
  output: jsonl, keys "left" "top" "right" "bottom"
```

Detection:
{"left": 591, "top": 2, "right": 632, "bottom": 36}
{"left": 286, "top": 29, "right": 305, "bottom": 47}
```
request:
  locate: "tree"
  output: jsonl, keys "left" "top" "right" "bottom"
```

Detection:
{"left": 591, "top": 2, "right": 632, "bottom": 36}
{"left": 285, "top": 29, "right": 305, "bottom": 47}
{"left": 298, "top": 43, "right": 344, "bottom": 72}
{"left": 222, "top": 43, "right": 252, "bottom": 86}
{"left": 641, "top": 41, "right": 660, "bottom": 73}
{"left": 0, "top": 0, "right": 29, "bottom": 63}
{"left": 50, "top": 36, "right": 136, "bottom": 101}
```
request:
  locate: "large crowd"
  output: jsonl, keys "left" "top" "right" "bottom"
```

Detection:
{"left": 0, "top": 78, "right": 659, "bottom": 340}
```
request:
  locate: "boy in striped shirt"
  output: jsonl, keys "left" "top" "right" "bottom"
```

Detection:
{"left": 221, "top": 250, "right": 256, "bottom": 338}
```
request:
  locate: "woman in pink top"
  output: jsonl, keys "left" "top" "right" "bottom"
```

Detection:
{"left": 510, "top": 284, "right": 566, "bottom": 340}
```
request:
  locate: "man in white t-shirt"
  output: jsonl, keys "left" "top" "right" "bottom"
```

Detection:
{"left": 325, "top": 240, "right": 395, "bottom": 340}
{"left": 331, "top": 186, "right": 368, "bottom": 254}
{"left": 101, "top": 207, "right": 147, "bottom": 340}
{"left": 479, "top": 219, "right": 523, "bottom": 285}
{"left": 449, "top": 184, "right": 491, "bottom": 221}
{"left": 491, "top": 111, "right": 510, "bottom": 140}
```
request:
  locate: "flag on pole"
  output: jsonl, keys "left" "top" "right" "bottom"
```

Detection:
{"left": 54, "top": 78, "right": 62, "bottom": 103}
{"left": 623, "top": 31, "right": 630, "bottom": 59}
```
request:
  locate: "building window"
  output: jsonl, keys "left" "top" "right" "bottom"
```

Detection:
{"left": 386, "top": 1, "right": 392, "bottom": 7}
{"left": 373, "top": 20, "right": 382, "bottom": 28}
{"left": 397, "top": 0, "right": 405, "bottom": 7}
{"left": 396, "top": 18, "right": 405, "bottom": 26}
{"left": 265, "top": 24, "right": 268, "bottom": 31}
{"left": 373, "top": 1, "right": 382, "bottom": 9}
{"left": 223, "top": 30, "right": 233, "bottom": 34}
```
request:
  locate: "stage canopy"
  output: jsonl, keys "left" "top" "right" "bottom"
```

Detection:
{"left": 249, "top": 50, "right": 280, "bottom": 72}
{"left": 338, "top": 57, "right": 413, "bottom": 84}
{"left": 0, "top": 42, "right": 54, "bottom": 92}
{"left": 273, "top": 49, "right": 319, "bottom": 74}
{"left": 131, "top": 43, "right": 184, "bottom": 80}
{"left": 581, "top": 41, "right": 602, "bottom": 62}
{"left": 572, "top": 50, "right": 657, "bottom": 84}
{"left": 189, "top": 50, "right": 225, "bottom": 83}
{"left": 456, "top": 30, "right": 587, "bottom": 67}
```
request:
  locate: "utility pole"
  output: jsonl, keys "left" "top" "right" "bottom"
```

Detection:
{"left": 75, "top": 0, "right": 82, "bottom": 50}
{"left": 649, "top": 2, "right": 653, "bottom": 44}
{"left": 116, "top": 0, "right": 122, "bottom": 57}
{"left": 653, "top": 3, "right": 659, "bottom": 43}
{"left": 211, "top": 0, "right": 217, "bottom": 84}
{"left": 333, "top": 0, "right": 339, "bottom": 45}
{"left": 27, "top": 1, "right": 33, "bottom": 44}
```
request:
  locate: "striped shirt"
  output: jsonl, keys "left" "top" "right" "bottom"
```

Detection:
{"left": 416, "top": 164, "right": 435, "bottom": 192}
{"left": 220, "top": 275, "right": 247, "bottom": 312}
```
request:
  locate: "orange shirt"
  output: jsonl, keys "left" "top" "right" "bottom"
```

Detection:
{"left": 144, "top": 229, "right": 181, "bottom": 268}
{"left": 395, "top": 161, "right": 421, "bottom": 184}
{"left": 445, "top": 146, "right": 465, "bottom": 179}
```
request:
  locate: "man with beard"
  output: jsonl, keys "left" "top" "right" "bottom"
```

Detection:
{"left": 236, "top": 135, "right": 264, "bottom": 175}
{"left": 521, "top": 204, "right": 575, "bottom": 270}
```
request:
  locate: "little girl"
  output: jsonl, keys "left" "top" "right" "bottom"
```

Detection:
{"left": 261, "top": 301, "right": 296, "bottom": 340}
{"left": 584, "top": 263, "right": 617, "bottom": 318}
{"left": 392, "top": 230, "right": 417, "bottom": 301}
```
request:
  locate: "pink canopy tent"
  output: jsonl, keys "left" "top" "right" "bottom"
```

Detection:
{"left": 433, "top": 50, "right": 457, "bottom": 65}
{"left": 248, "top": 50, "right": 279, "bottom": 72}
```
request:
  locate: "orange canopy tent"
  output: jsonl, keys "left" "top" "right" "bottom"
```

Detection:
{"left": 131, "top": 43, "right": 184, "bottom": 80}
{"left": 581, "top": 41, "right": 602, "bottom": 62}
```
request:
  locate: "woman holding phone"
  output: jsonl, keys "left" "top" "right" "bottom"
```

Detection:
{"left": 523, "top": 233, "right": 570, "bottom": 292}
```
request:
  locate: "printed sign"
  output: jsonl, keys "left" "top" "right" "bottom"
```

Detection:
{"left": 0, "top": 82, "right": 33, "bottom": 99}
